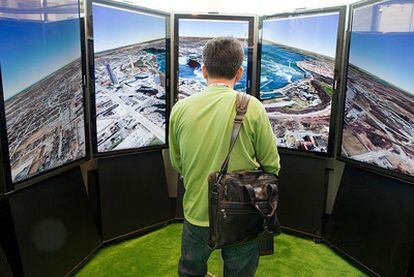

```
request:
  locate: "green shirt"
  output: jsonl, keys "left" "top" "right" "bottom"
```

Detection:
{"left": 169, "top": 86, "right": 281, "bottom": 227}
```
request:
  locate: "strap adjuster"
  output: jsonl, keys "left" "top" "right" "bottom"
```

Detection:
{"left": 234, "top": 115, "right": 244, "bottom": 123}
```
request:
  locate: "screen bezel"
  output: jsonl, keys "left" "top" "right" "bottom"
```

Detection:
{"left": 173, "top": 13, "right": 256, "bottom": 103}
{"left": 257, "top": 6, "right": 347, "bottom": 158}
{"left": 89, "top": 0, "right": 171, "bottom": 158}
{"left": 336, "top": 0, "right": 414, "bottom": 184}
{"left": 0, "top": 66, "right": 9, "bottom": 193}
{"left": 0, "top": 3, "right": 90, "bottom": 191}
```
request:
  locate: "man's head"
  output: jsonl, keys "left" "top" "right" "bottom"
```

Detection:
{"left": 201, "top": 37, "right": 244, "bottom": 86}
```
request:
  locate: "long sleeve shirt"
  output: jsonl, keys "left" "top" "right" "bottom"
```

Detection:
{"left": 169, "top": 86, "right": 281, "bottom": 227}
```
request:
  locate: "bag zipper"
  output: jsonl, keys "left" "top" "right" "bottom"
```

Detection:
{"left": 221, "top": 208, "right": 257, "bottom": 220}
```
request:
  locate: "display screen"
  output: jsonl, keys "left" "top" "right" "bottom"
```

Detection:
{"left": 341, "top": 0, "right": 414, "bottom": 177}
{"left": 178, "top": 18, "right": 250, "bottom": 100}
{"left": 0, "top": 0, "right": 86, "bottom": 183}
{"left": 260, "top": 12, "right": 339, "bottom": 153}
{"left": 92, "top": 3, "right": 167, "bottom": 153}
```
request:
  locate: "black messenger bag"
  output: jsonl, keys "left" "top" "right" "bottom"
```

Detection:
{"left": 208, "top": 92, "right": 280, "bottom": 249}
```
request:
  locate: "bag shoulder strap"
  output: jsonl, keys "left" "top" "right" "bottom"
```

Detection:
{"left": 219, "top": 92, "right": 251, "bottom": 174}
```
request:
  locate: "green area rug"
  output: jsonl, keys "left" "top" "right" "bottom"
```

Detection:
{"left": 76, "top": 223, "right": 366, "bottom": 276}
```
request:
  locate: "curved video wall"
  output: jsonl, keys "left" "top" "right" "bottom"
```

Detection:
{"left": 258, "top": 9, "right": 343, "bottom": 154}
{"left": 0, "top": 0, "right": 87, "bottom": 186}
{"left": 91, "top": 1, "right": 169, "bottom": 155}
{"left": 0, "top": 0, "right": 411, "bottom": 190}
{"left": 339, "top": 0, "right": 414, "bottom": 180}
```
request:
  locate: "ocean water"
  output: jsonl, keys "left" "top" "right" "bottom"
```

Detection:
{"left": 260, "top": 43, "right": 311, "bottom": 96}
{"left": 143, "top": 49, "right": 166, "bottom": 73}
{"left": 156, "top": 52, "right": 166, "bottom": 73}
{"left": 179, "top": 48, "right": 248, "bottom": 92}
{"left": 260, "top": 92, "right": 283, "bottom": 100}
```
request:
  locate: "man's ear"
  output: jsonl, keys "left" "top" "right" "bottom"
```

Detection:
{"left": 202, "top": 65, "right": 208, "bottom": 80}
{"left": 234, "top": 67, "right": 243, "bottom": 83}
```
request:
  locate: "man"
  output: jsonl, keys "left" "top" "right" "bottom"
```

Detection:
{"left": 169, "top": 37, "right": 280, "bottom": 277}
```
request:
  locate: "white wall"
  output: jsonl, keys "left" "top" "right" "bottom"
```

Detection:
{"left": 218, "top": 0, "right": 359, "bottom": 14}
{"left": 118, "top": 0, "right": 219, "bottom": 13}
{"left": 122, "top": 0, "right": 360, "bottom": 14}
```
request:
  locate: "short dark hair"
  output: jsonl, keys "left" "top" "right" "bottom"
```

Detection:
{"left": 202, "top": 37, "right": 244, "bottom": 79}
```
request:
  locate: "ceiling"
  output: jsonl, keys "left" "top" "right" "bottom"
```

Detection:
{"left": 119, "top": 0, "right": 361, "bottom": 15}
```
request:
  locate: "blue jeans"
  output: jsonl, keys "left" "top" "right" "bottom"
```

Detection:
{"left": 178, "top": 220, "right": 259, "bottom": 277}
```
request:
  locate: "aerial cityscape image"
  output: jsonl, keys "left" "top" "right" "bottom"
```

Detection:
{"left": 93, "top": 4, "right": 167, "bottom": 153}
{"left": 178, "top": 18, "right": 250, "bottom": 99}
{"left": 341, "top": 0, "right": 414, "bottom": 177}
{"left": 260, "top": 13, "right": 339, "bottom": 153}
{"left": 0, "top": 1, "right": 86, "bottom": 183}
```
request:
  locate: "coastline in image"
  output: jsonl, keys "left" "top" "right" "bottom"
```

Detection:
{"left": 178, "top": 37, "right": 249, "bottom": 99}
{"left": 260, "top": 41, "right": 335, "bottom": 153}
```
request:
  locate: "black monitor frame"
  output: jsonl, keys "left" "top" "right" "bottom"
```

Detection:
{"left": 88, "top": 0, "right": 171, "bottom": 158}
{"left": 257, "top": 6, "right": 347, "bottom": 158}
{"left": 336, "top": 0, "right": 414, "bottom": 185}
{"left": 0, "top": 66, "right": 9, "bottom": 194}
{"left": 0, "top": 6, "right": 90, "bottom": 191}
{"left": 173, "top": 13, "right": 255, "bottom": 103}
